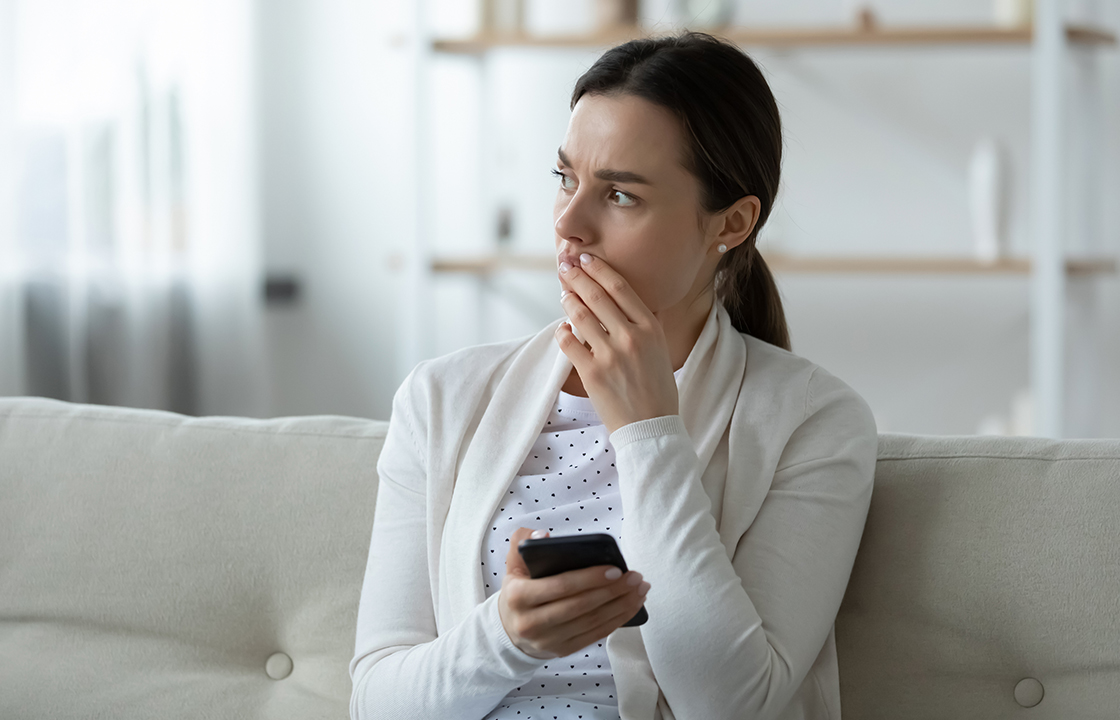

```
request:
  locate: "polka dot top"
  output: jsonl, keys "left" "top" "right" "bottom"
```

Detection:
{"left": 480, "top": 370, "right": 682, "bottom": 720}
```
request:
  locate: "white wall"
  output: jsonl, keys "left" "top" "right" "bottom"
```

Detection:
{"left": 257, "top": 0, "right": 1120, "bottom": 436}
{"left": 256, "top": 0, "right": 405, "bottom": 418}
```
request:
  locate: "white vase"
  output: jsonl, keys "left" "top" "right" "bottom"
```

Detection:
{"left": 993, "top": 0, "right": 1034, "bottom": 28}
{"left": 482, "top": 0, "right": 523, "bottom": 34}
{"left": 674, "top": 0, "right": 733, "bottom": 28}
{"left": 968, "top": 138, "right": 1010, "bottom": 264}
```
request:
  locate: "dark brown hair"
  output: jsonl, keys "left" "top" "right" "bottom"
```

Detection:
{"left": 571, "top": 31, "right": 790, "bottom": 351}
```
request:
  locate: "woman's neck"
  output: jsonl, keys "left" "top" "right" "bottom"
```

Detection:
{"left": 657, "top": 291, "right": 715, "bottom": 371}
{"left": 562, "top": 292, "right": 714, "bottom": 398}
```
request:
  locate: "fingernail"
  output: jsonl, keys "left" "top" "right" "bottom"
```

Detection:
{"left": 560, "top": 290, "right": 569, "bottom": 301}
{"left": 604, "top": 567, "right": 622, "bottom": 580}
{"left": 579, "top": 253, "right": 592, "bottom": 266}
{"left": 530, "top": 530, "right": 547, "bottom": 539}
{"left": 559, "top": 261, "right": 572, "bottom": 274}
{"left": 626, "top": 572, "right": 643, "bottom": 586}
{"left": 638, "top": 581, "right": 650, "bottom": 595}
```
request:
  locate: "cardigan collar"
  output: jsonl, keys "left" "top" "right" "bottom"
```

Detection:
{"left": 438, "top": 299, "right": 748, "bottom": 632}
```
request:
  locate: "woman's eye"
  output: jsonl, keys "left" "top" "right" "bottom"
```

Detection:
{"left": 550, "top": 168, "right": 575, "bottom": 190}
{"left": 611, "top": 190, "right": 636, "bottom": 207}
{"left": 551, "top": 168, "right": 634, "bottom": 207}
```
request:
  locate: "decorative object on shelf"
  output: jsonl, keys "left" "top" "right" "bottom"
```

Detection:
{"left": 854, "top": 5, "right": 878, "bottom": 33}
{"left": 674, "top": 0, "right": 733, "bottom": 29}
{"left": 595, "top": 0, "right": 639, "bottom": 30}
{"left": 482, "top": 0, "right": 524, "bottom": 36}
{"left": 496, "top": 204, "right": 514, "bottom": 246}
{"left": 968, "top": 137, "right": 1011, "bottom": 264}
{"left": 976, "top": 388, "right": 1034, "bottom": 436}
{"left": 993, "top": 0, "right": 1033, "bottom": 28}
{"left": 263, "top": 275, "right": 302, "bottom": 307}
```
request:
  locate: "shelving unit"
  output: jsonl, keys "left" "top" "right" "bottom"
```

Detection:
{"left": 404, "top": 2, "right": 1118, "bottom": 437}
{"left": 433, "top": 23, "right": 1116, "bottom": 52}
{"left": 429, "top": 253, "right": 1117, "bottom": 277}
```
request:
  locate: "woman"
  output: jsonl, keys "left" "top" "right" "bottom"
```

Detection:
{"left": 350, "top": 32, "right": 877, "bottom": 720}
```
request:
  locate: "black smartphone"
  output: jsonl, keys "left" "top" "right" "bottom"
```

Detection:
{"left": 517, "top": 533, "right": 648, "bottom": 627}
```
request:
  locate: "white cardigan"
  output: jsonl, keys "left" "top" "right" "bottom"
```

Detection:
{"left": 350, "top": 300, "right": 878, "bottom": 720}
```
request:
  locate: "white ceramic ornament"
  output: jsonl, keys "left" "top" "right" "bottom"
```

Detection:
{"left": 969, "top": 138, "right": 1010, "bottom": 264}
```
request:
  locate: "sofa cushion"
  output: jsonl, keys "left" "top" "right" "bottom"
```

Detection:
{"left": 837, "top": 432, "right": 1120, "bottom": 720}
{"left": 0, "top": 397, "right": 386, "bottom": 719}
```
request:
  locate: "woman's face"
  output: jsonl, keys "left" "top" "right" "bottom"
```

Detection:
{"left": 553, "top": 93, "right": 721, "bottom": 315}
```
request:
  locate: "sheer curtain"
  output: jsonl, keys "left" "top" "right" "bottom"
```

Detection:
{"left": 0, "top": 0, "right": 267, "bottom": 416}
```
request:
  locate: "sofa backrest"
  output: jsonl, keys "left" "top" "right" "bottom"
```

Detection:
{"left": 0, "top": 397, "right": 386, "bottom": 719}
{"left": 837, "top": 433, "right": 1120, "bottom": 719}
{"left": 3, "top": 398, "right": 1119, "bottom": 719}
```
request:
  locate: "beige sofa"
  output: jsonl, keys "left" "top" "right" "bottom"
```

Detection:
{"left": 1, "top": 396, "right": 1118, "bottom": 719}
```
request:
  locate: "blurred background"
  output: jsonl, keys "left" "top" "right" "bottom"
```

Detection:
{"left": 0, "top": 0, "right": 1117, "bottom": 437}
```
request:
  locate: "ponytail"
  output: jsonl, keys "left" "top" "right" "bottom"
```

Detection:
{"left": 717, "top": 248, "right": 790, "bottom": 351}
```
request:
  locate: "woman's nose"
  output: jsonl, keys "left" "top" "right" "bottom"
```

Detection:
{"left": 554, "top": 190, "right": 594, "bottom": 245}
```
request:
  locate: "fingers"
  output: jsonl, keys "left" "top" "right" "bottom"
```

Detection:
{"left": 501, "top": 557, "right": 651, "bottom": 657}
{"left": 557, "top": 590, "right": 648, "bottom": 650}
{"left": 562, "top": 253, "right": 651, "bottom": 327}
{"left": 555, "top": 319, "right": 594, "bottom": 367}
{"left": 560, "top": 289, "right": 610, "bottom": 347}
{"left": 522, "top": 570, "right": 640, "bottom": 625}
{"left": 504, "top": 527, "right": 541, "bottom": 580}
{"left": 560, "top": 260, "right": 631, "bottom": 337}
{"left": 527, "top": 573, "right": 646, "bottom": 634}
{"left": 517, "top": 578, "right": 650, "bottom": 656}
{"left": 505, "top": 564, "right": 633, "bottom": 611}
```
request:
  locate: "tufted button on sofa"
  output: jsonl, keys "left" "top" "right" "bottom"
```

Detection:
{"left": 1, "top": 397, "right": 1118, "bottom": 719}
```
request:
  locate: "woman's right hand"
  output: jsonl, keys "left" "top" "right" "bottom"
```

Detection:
{"left": 498, "top": 527, "right": 651, "bottom": 659}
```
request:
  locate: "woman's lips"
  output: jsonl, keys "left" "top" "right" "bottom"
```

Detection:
{"left": 556, "top": 252, "right": 583, "bottom": 270}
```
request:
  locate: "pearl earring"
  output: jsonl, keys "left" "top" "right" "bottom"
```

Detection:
{"left": 717, "top": 243, "right": 728, "bottom": 254}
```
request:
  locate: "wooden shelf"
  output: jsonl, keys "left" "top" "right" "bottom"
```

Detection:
{"left": 432, "top": 23, "right": 1117, "bottom": 53}
{"left": 429, "top": 253, "right": 1117, "bottom": 277}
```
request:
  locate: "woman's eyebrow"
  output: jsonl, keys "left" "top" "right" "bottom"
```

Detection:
{"left": 557, "top": 147, "right": 653, "bottom": 186}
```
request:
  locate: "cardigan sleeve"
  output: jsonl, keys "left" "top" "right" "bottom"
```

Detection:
{"left": 349, "top": 370, "right": 549, "bottom": 720}
{"left": 608, "top": 366, "right": 877, "bottom": 720}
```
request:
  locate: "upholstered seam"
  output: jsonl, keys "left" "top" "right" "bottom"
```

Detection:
{"left": 811, "top": 666, "right": 831, "bottom": 720}
{"left": 877, "top": 453, "right": 1120, "bottom": 462}
{"left": 0, "top": 411, "right": 387, "bottom": 440}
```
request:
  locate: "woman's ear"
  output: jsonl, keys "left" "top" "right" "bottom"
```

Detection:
{"left": 713, "top": 195, "right": 761, "bottom": 252}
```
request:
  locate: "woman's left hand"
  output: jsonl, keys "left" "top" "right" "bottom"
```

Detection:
{"left": 557, "top": 253, "right": 679, "bottom": 435}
